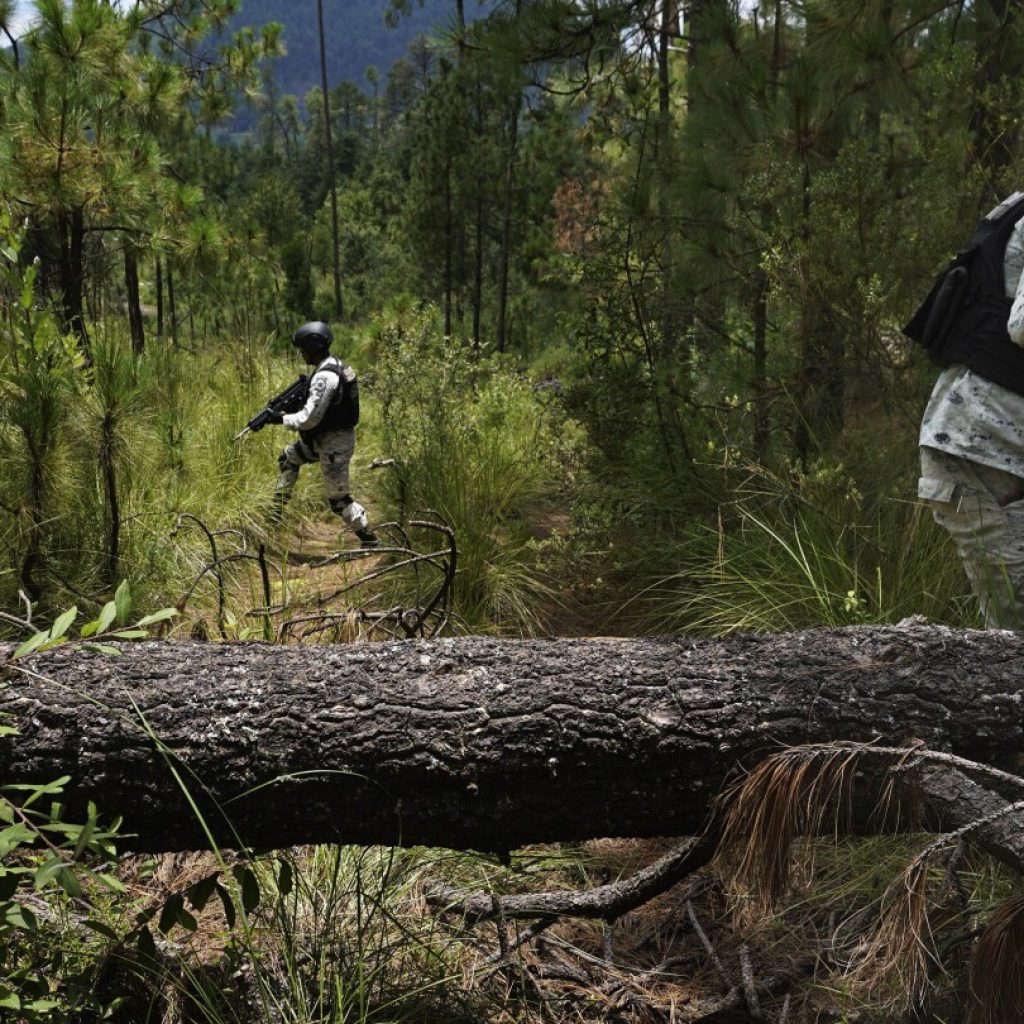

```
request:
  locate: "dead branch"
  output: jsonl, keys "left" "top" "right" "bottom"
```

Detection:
{"left": 427, "top": 833, "right": 718, "bottom": 923}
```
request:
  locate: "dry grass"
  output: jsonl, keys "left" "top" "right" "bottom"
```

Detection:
{"left": 718, "top": 744, "right": 872, "bottom": 912}
{"left": 81, "top": 743, "right": 1024, "bottom": 1024}
{"left": 970, "top": 896, "right": 1024, "bottom": 1024}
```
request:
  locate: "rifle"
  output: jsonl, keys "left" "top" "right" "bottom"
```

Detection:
{"left": 232, "top": 375, "right": 309, "bottom": 442}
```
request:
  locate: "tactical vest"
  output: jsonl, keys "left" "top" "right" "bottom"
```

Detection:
{"left": 904, "top": 191, "right": 1024, "bottom": 395}
{"left": 299, "top": 360, "right": 360, "bottom": 438}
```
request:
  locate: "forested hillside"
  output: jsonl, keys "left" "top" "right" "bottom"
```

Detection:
{"left": 2, "top": 0, "right": 1024, "bottom": 1020}
{"left": 230, "top": 0, "right": 462, "bottom": 106}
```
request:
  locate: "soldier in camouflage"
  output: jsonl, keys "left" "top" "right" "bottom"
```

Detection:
{"left": 266, "top": 321, "right": 379, "bottom": 548}
{"left": 918, "top": 214, "right": 1024, "bottom": 627}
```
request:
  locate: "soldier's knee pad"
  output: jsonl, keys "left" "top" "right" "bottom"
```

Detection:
{"left": 278, "top": 451, "right": 291, "bottom": 472}
{"left": 332, "top": 495, "right": 367, "bottom": 528}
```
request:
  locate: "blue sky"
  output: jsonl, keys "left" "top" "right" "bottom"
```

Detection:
{"left": 7, "top": 0, "right": 33, "bottom": 37}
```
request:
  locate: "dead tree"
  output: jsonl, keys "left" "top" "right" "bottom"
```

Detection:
{"left": 2, "top": 621, "right": 1024, "bottom": 853}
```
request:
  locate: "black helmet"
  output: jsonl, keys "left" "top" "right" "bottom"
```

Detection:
{"left": 292, "top": 321, "right": 333, "bottom": 351}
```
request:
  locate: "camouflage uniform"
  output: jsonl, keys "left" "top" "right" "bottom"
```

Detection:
{"left": 918, "top": 215, "right": 1024, "bottom": 627}
{"left": 274, "top": 354, "right": 372, "bottom": 535}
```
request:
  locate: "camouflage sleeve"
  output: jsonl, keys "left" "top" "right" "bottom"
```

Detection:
{"left": 1007, "top": 218, "right": 1024, "bottom": 346}
{"left": 282, "top": 369, "right": 339, "bottom": 430}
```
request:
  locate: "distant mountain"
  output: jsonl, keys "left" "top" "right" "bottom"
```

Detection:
{"left": 233, "top": 0, "right": 456, "bottom": 99}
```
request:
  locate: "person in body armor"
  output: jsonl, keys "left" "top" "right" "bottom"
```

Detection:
{"left": 267, "top": 321, "right": 379, "bottom": 548}
{"left": 917, "top": 192, "right": 1024, "bottom": 628}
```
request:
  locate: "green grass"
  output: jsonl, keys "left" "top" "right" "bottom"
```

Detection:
{"left": 615, "top": 462, "right": 978, "bottom": 635}
{"left": 367, "top": 307, "right": 568, "bottom": 636}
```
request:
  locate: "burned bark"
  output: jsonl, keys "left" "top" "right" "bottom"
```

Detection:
{"left": 1, "top": 622, "right": 1023, "bottom": 853}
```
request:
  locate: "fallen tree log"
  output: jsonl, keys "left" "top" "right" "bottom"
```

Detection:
{"left": 1, "top": 622, "right": 1023, "bottom": 852}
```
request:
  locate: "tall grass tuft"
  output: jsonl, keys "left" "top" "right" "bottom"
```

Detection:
{"left": 619, "top": 459, "right": 975, "bottom": 635}
{"left": 369, "top": 306, "right": 563, "bottom": 635}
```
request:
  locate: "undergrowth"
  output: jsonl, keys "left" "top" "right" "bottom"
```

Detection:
{"left": 613, "top": 457, "right": 977, "bottom": 635}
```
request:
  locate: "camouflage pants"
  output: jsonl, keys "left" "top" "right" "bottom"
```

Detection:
{"left": 275, "top": 427, "right": 369, "bottom": 531}
{"left": 919, "top": 446, "right": 1024, "bottom": 629}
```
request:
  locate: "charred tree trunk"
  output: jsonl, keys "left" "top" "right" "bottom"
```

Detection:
{"left": 2, "top": 623, "right": 1024, "bottom": 854}
{"left": 155, "top": 257, "right": 164, "bottom": 338}
{"left": 56, "top": 208, "right": 90, "bottom": 360}
{"left": 124, "top": 244, "right": 145, "bottom": 355}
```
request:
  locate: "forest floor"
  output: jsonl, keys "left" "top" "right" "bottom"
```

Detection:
{"left": 122, "top": 831, "right": 902, "bottom": 1024}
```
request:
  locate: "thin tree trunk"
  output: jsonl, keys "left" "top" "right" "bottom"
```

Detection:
{"left": 167, "top": 262, "right": 178, "bottom": 346}
{"left": 753, "top": 269, "right": 769, "bottom": 460}
{"left": 4, "top": 624, "right": 1024, "bottom": 853}
{"left": 19, "top": 437, "right": 46, "bottom": 602}
{"left": 496, "top": 100, "right": 518, "bottom": 353}
{"left": 2, "top": 24, "right": 19, "bottom": 69}
{"left": 317, "top": 0, "right": 343, "bottom": 320}
{"left": 444, "top": 148, "right": 454, "bottom": 336}
{"left": 473, "top": 191, "right": 483, "bottom": 349}
{"left": 155, "top": 257, "right": 164, "bottom": 338}
{"left": 57, "top": 209, "right": 90, "bottom": 361}
{"left": 657, "top": 0, "right": 677, "bottom": 355}
{"left": 101, "top": 414, "right": 120, "bottom": 587}
{"left": 124, "top": 244, "right": 145, "bottom": 355}
{"left": 472, "top": 74, "right": 484, "bottom": 350}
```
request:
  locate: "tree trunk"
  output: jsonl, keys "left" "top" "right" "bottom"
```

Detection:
{"left": 57, "top": 208, "right": 90, "bottom": 361}
{"left": 472, "top": 74, "right": 484, "bottom": 350}
{"left": 100, "top": 413, "right": 120, "bottom": 588}
{"left": 155, "top": 257, "right": 164, "bottom": 338}
{"left": 124, "top": 244, "right": 145, "bottom": 355}
{"left": 3, "top": 623, "right": 1024, "bottom": 854}
{"left": 167, "top": 261, "right": 178, "bottom": 347}
{"left": 496, "top": 98, "right": 519, "bottom": 353}
{"left": 752, "top": 267, "right": 770, "bottom": 460}
{"left": 317, "top": 0, "right": 343, "bottom": 320}
{"left": 443, "top": 151, "right": 453, "bottom": 338}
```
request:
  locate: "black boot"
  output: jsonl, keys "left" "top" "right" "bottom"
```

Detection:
{"left": 355, "top": 528, "right": 380, "bottom": 549}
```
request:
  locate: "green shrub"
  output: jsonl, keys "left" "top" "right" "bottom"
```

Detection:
{"left": 369, "top": 306, "right": 564, "bottom": 635}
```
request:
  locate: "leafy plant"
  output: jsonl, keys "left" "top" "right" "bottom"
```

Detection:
{"left": 0, "top": 772, "right": 124, "bottom": 1021}
{"left": 10, "top": 579, "right": 178, "bottom": 659}
{"left": 0, "top": 582, "right": 181, "bottom": 1018}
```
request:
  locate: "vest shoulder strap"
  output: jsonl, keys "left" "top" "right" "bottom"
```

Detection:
{"left": 966, "top": 192, "right": 1024, "bottom": 251}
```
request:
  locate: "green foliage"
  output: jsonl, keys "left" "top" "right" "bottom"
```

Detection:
{"left": 370, "top": 305, "right": 566, "bottom": 634}
{"left": 0, "top": 211, "right": 81, "bottom": 605}
{"left": 0, "top": 581, "right": 179, "bottom": 1020}
{"left": 621, "top": 459, "right": 975, "bottom": 636}
{"left": 0, "top": 777, "right": 123, "bottom": 1022}
{"left": 10, "top": 579, "right": 178, "bottom": 657}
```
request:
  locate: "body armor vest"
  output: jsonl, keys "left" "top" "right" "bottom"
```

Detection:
{"left": 904, "top": 191, "right": 1024, "bottom": 395}
{"left": 299, "top": 360, "right": 360, "bottom": 438}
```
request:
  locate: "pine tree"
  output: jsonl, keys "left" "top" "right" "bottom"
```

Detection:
{"left": 0, "top": 0, "right": 281, "bottom": 354}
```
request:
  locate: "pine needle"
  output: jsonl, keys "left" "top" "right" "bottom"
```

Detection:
{"left": 970, "top": 897, "right": 1024, "bottom": 1024}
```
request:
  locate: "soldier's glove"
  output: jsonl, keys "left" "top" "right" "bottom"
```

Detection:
{"left": 265, "top": 408, "right": 285, "bottom": 425}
